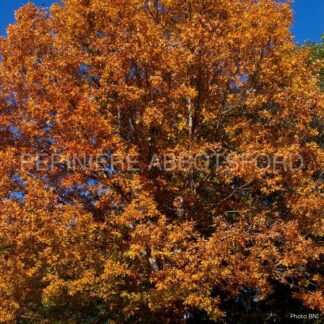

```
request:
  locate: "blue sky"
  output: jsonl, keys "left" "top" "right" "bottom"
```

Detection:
{"left": 0, "top": 0, "right": 323, "bottom": 43}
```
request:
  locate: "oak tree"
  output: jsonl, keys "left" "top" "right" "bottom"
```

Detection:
{"left": 0, "top": 0, "right": 323, "bottom": 322}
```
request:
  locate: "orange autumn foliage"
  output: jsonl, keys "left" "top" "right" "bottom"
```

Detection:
{"left": 0, "top": 0, "right": 323, "bottom": 322}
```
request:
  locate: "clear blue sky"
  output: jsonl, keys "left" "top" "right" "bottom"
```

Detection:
{"left": 0, "top": 0, "right": 323, "bottom": 43}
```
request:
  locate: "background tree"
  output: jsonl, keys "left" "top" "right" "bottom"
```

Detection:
{"left": 308, "top": 35, "right": 324, "bottom": 153}
{"left": 309, "top": 35, "right": 324, "bottom": 91}
{"left": 0, "top": 0, "right": 323, "bottom": 322}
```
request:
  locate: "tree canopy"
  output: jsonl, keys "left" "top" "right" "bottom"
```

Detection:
{"left": 0, "top": 0, "right": 323, "bottom": 322}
